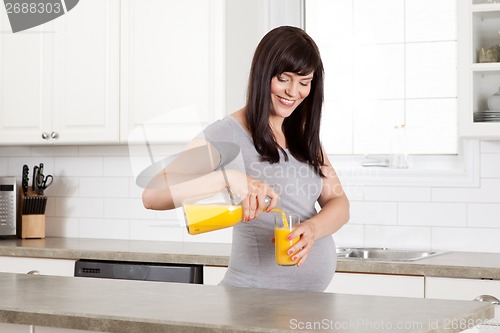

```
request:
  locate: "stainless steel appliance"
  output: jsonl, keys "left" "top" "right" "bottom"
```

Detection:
{"left": 74, "top": 260, "right": 203, "bottom": 284}
{"left": 0, "top": 177, "right": 16, "bottom": 236}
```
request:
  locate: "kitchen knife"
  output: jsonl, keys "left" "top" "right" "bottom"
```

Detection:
{"left": 32, "top": 166, "right": 39, "bottom": 192}
{"left": 22, "top": 165, "right": 29, "bottom": 195}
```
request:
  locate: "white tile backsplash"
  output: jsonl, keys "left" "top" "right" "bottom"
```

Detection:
{"left": 349, "top": 201, "right": 398, "bottom": 225}
{"left": 432, "top": 227, "right": 500, "bottom": 253}
{"left": 103, "top": 198, "right": 155, "bottom": 220}
{"left": 432, "top": 178, "right": 500, "bottom": 203}
{"left": 0, "top": 146, "right": 31, "bottom": 157}
{"left": 78, "top": 145, "right": 129, "bottom": 156}
{"left": 79, "top": 218, "right": 129, "bottom": 240}
{"left": 2, "top": 141, "right": 500, "bottom": 252}
{"left": 79, "top": 177, "right": 129, "bottom": 198}
{"left": 103, "top": 156, "right": 134, "bottom": 177}
{"left": 47, "top": 176, "right": 79, "bottom": 197}
{"left": 398, "top": 202, "right": 466, "bottom": 227}
{"left": 364, "top": 186, "right": 431, "bottom": 202}
{"left": 467, "top": 203, "right": 500, "bottom": 228}
{"left": 129, "top": 220, "right": 185, "bottom": 241}
{"left": 45, "top": 217, "right": 79, "bottom": 238}
{"left": 55, "top": 197, "right": 104, "bottom": 218}
{"left": 54, "top": 157, "right": 104, "bottom": 177}
{"left": 364, "top": 225, "right": 432, "bottom": 249}
{"left": 332, "top": 224, "right": 365, "bottom": 248}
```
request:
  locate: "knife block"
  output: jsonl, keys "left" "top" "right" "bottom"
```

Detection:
{"left": 20, "top": 215, "right": 45, "bottom": 239}
{"left": 18, "top": 191, "right": 46, "bottom": 239}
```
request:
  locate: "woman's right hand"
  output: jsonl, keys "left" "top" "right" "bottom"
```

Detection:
{"left": 242, "top": 177, "right": 280, "bottom": 221}
{"left": 226, "top": 170, "right": 279, "bottom": 221}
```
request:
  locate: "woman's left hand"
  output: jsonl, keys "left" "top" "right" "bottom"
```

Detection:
{"left": 287, "top": 221, "right": 316, "bottom": 267}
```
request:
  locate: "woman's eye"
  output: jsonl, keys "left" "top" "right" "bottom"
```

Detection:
{"left": 300, "top": 81, "right": 311, "bottom": 87}
{"left": 277, "top": 76, "right": 288, "bottom": 82}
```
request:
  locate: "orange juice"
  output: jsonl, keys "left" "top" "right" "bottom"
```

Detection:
{"left": 270, "top": 208, "right": 288, "bottom": 228}
{"left": 184, "top": 204, "right": 243, "bottom": 235}
{"left": 274, "top": 227, "right": 299, "bottom": 265}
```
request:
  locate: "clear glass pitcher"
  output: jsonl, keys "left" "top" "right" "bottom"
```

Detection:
{"left": 182, "top": 187, "right": 273, "bottom": 235}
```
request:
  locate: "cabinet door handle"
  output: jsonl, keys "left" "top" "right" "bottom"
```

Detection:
{"left": 474, "top": 294, "right": 500, "bottom": 305}
{"left": 27, "top": 270, "right": 41, "bottom": 275}
{"left": 50, "top": 132, "right": 58, "bottom": 139}
{"left": 41, "top": 132, "right": 50, "bottom": 140}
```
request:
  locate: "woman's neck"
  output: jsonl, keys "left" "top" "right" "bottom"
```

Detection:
{"left": 269, "top": 115, "right": 286, "bottom": 148}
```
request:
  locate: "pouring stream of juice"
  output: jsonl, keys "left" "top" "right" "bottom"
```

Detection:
{"left": 270, "top": 208, "right": 289, "bottom": 228}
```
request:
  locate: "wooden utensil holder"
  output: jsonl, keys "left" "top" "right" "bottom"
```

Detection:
{"left": 20, "top": 214, "right": 45, "bottom": 239}
{"left": 18, "top": 191, "right": 46, "bottom": 239}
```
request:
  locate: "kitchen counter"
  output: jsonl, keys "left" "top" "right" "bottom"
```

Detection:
{"left": 0, "top": 272, "right": 494, "bottom": 333}
{"left": 1, "top": 237, "right": 500, "bottom": 280}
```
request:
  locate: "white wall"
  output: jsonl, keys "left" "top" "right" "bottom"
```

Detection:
{"left": 1, "top": 140, "right": 499, "bottom": 252}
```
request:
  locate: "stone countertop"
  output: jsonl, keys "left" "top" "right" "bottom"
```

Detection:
{"left": 0, "top": 237, "right": 231, "bottom": 266}
{"left": 1, "top": 238, "right": 500, "bottom": 280}
{"left": 0, "top": 272, "right": 494, "bottom": 333}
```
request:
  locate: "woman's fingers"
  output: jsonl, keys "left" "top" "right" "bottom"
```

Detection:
{"left": 243, "top": 181, "right": 279, "bottom": 220}
{"left": 287, "top": 222, "right": 316, "bottom": 267}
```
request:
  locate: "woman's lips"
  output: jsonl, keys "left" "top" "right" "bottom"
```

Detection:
{"left": 277, "top": 96, "right": 295, "bottom": 106}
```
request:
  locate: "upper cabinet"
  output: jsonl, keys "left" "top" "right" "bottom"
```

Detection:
{"left": 459, "top": 0, "right": 500, "bottom": 138}
{"left": 0, "top": 0, "right": 120, "bottom": 144}
{"left": 51, "top": 0, "right": 120, "bottom": 144}
{"left": 120, "top": 0, "right": 224, "bottom": 144}
{"left": 0, "top": 0, "right": 224, "bottom": 145}
{"left": 0, "top": 9, "right": 53, "bottom": 144}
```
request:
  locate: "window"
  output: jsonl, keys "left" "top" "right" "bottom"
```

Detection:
{"left": 305, "top": 0, "right": 458, "bottom": 155}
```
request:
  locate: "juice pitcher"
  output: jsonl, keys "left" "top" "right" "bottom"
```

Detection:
{"left": 183, "top": 187, "right": 273, "bottom": 235}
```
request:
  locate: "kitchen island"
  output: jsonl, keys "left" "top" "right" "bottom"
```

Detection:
{"left": 0, "top": 272, "right": 494, "bottom": 333}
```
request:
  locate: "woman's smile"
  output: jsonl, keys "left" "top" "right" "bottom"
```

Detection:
{"left": 277, "top": 96, "right": 296, "bottom": 107}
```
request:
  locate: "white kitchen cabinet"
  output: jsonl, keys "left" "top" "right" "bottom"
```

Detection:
{"left": 203, "top": 265, "right": 227, "bottom": 285}
{"left": 458, "top": 0, "right": 500, "bottom": 138}
{"left": 35, "top": 326, "right": 104, "bottom": 333}
{"left": 0, "top": 0, "right": 120, "bottom": 145}
{"left": 425, "top": 276, "right": 500, "bottom": 301}
{"left": 120, "top": 0, "right": 224, "bottom": 144}
{"left": 325, "top": 272, "right": 425, "bottom": 298}
{"left": 426, "top": 277, "right": 500, "bottom": 332}
{"left": 0, "top": 12, "right": 53, "bottom": 144}
{"left": 51, "top": 0, "right": 120, "bottom": 144}
{"left": 0, "top": 256, "right": 76, "bottom": 276}
{"left": 0, "top": 323, "right": 30, "bottom": 333}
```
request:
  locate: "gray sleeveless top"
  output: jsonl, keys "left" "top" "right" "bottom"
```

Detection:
{"left": 202, "top": 116, "right": 336, "bottom": 291}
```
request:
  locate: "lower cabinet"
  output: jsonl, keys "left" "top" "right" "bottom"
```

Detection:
{"left": 0, "top": 256, "right": 76, "bottom": 276}
{"left": 203, "top": 265, "right": 227, "bottom": 285}
{"left": 0, "top": 323, "right": 30, "bottom": 333}
{"left": 35, "top": 326, "right": 104, "bottom": 333}
{"left": 425, "top": 277, "right": 500, "bottom": 332}
{"left": 203, "top": 266, "right": 427, "bottom": 299}
{"left": 325, "top": 272, "right": 425, "bottom": 298}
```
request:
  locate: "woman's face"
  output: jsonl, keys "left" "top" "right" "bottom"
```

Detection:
{"left": 270, "top": 71, "right": 314, "bottom": 118}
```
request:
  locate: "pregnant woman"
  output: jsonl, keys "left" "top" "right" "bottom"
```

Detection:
{"left": 142, "top": 26, "right": 350, "bottom": 291}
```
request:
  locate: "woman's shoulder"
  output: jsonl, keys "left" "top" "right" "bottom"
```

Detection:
{"left": 203, "top": 109, "right": 249, "bottom": 141}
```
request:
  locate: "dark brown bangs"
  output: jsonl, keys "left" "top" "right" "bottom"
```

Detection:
{"left": 273, "top": 38, "right": 320, "bottom": 77}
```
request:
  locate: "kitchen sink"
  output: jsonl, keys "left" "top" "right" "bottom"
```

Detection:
{"left": 336, "top": 247, "right": 446, "bottom": 262}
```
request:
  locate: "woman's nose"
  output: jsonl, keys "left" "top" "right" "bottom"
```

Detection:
{"left": 285, "top": 83, "right": 298, "bottom": 97}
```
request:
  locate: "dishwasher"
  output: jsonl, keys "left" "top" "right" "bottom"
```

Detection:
{"left": 74, "top": 259, "right": 203, "bottom": 284}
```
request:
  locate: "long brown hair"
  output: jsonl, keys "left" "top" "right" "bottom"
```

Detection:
{"left": 245, "top": 26, "right": 325, "bottom": 177}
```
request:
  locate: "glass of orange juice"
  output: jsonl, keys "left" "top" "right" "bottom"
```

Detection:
{"left": 274, "top": 213, "right": 300, "bottom": 266}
